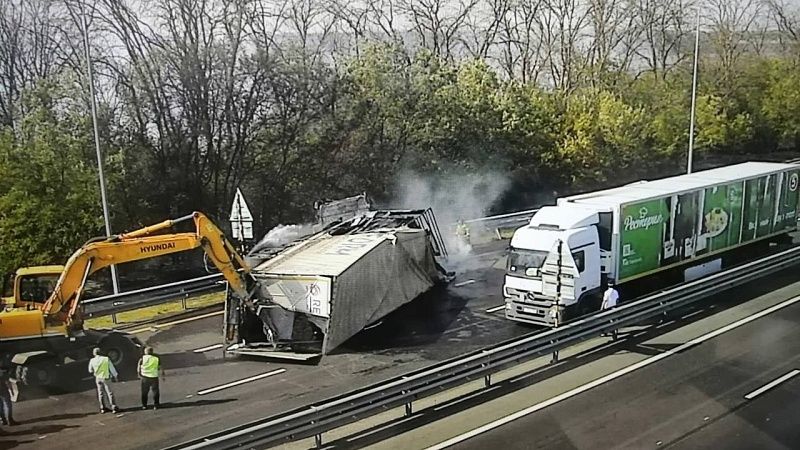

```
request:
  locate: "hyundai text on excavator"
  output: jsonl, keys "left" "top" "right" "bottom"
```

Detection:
{"left": 0, "top": 212, "right": 259, "bottom": 395}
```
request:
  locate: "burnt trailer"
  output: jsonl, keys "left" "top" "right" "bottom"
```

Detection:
{"left": 224, "top": 209, "right": 450, "bottom": 360}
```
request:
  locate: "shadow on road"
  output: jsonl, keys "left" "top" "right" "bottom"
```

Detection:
{"left": 0, "top": 423, "right": 80, "bottom": 437}
{"left": 17, "top": 412, "right": 93, "bottom": 423}
{"left": 318, "top": 267, "right": 800, "bottom": 449}
{"left": 155, "top": 398, "right": 237, "bottom": 409}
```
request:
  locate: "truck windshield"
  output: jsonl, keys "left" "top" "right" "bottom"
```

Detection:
{"left": 19, "top": 275, "right": 60, "bottom": 303}
{"left": 507, "top": 248, "right": 549, "bottom": 276}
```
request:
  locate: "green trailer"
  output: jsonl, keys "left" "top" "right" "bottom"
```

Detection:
{"left": 504, "top": 161, "right": 800, "bottom": 326}
{"left": 611, "top": 164, "right": 799, "bottom": 282}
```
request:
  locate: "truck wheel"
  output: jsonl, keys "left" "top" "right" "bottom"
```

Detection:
{"left": 576, "top": 295, "right": 601, "bottom": 319}
{"left": 99, "top": 334, "right": 140, "bottom": 377}
{"left": 16, "top": 361, "right": 56, "bottom": 386}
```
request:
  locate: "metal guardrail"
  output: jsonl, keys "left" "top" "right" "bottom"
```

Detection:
{"left": 83, "top": 273, "right": 224, "bottom": 317}
{"left": 168, "top": 244, "right": 800, "bottom": 450}
{"left": 463, "top": 208, "right": 538, "bottom": 226}
{"left": 83, "top": 210, "right": 535, "bottom": 318}
{"left": 76, "top": 158, "right": 800, "bottom": 320}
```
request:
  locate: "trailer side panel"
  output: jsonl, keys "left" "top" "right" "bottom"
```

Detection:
{"left": 618, "top": 168, "right": 800, "bottom": 282}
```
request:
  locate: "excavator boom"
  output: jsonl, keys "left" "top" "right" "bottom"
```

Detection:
{"left": 37, "top": 212, "right": 254, "bottom": 331}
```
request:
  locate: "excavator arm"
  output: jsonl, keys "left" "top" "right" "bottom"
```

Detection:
{"left": 41, "top": 212, "right": 258, "bottom": 330}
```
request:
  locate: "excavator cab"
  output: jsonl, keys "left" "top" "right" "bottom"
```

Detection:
{"left": 0, "top": 266, "right": 65, "bottom": 339}
{"left": 16, "top": 266, "right": 63, "bottom": 308}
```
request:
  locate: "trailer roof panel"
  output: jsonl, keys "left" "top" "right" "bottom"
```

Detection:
{"left": 563, "top": 162, "right": 797, "bottom": 208}
{"left": 253, "top": 231, "right": 399, "bottom": 277}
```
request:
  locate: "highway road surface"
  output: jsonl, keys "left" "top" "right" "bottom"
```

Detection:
{"left": 1, "top": 241, "right": 525, "bottom": 450}
{"left": 4, "top": 240, "right": 800, "bottom": 450}
{"left": 349, "top": 270, "right": 800, "bottom": 450}
{"left": 448, "top": 295, "right": 800, "bottom": 450}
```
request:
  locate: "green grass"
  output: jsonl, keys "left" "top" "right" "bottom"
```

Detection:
{"left": 86, "top": 291, "right": 225, "bottom": 328}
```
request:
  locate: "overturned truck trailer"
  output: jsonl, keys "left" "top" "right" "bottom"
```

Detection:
{"left": 224, "top": 209, "right": 449, "bottom": 360}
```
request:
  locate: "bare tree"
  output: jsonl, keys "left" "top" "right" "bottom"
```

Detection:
{"left": 706, "top": 0, "right": 762, "bottom": 87}
{"left": 399, "top": 0, "right": 480, "bottom": 61}
{"left": 632, "top": 0, "right": 691, "bottom": 80}
{"left": 586, "top": 0, "right": 643, "bottom": 85}
{"left": 326, "top": 0, "right": 371, "bottom": 57}
{"left": 497, "top": 0, "right": 546, "bottom": 83}
{"left": 365, "top": 0, "right": 404, "bottom": 44}
{"left": 766, "top": 0, "right": 800, "bottom": 56}
{"left": 537, "top": 0, "right": 592, "bottom": 92}
{"left": 460, "top": 0, "right": 512, "bottom": 60}
{"left": 0, "top": 0, "right": 76, "bottom": 127}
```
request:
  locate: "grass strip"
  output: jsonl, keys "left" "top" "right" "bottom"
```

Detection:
{"left": 86, "top": 291, "right": 225, "bottom": 328}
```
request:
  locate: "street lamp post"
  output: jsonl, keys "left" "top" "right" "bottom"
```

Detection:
{"left": 80, "top": 5, "right": 119, "bottom": 294}
{"left": 687, "top": 6, "right": 701, "bottom": 174}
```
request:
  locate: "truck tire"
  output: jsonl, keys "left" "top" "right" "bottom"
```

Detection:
{"left": 574, "top": 294, "right": 601, "bottom": 320}
{"left": 99, "top": 334, "right": 140, "bottom": 378}
{"left": 15, "top": 358, "right": 57, "bottom": 387}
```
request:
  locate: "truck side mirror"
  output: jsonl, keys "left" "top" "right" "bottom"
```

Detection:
{"left": 525, "top": 268, "right": 538, "bottom": 277}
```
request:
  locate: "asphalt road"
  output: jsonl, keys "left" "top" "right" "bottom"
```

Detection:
{"left": 450, "top": 292, "right": 800, "bottom": 450}
{"left": 1, "top": 241, "right": 527, "bottom": 450}
{"left": 6, "top": 239, "right": 800, "bottom": 450}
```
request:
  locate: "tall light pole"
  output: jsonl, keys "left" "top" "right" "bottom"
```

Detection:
{"left": 687, "top": 6, "right": 701, "bottom": 174}
{"left": 80, "top": 4, "right": 120, "bottom": 294}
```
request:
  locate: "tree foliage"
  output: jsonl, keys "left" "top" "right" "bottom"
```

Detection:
{"left": 1, "top": 0, "right": 800, "bottom": 277}
{"left": 0, "top": 85, "right": 103, "bottom": 275}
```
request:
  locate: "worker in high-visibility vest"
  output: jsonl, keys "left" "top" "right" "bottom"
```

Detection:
{"left": 88, "top": 348, "right": 119, "bottom": 414}
{"left": 137, "top": 347, "right": 164, "bottom": 410}
{"left": 456, "top": 219, "right": 470, "bottom": 245}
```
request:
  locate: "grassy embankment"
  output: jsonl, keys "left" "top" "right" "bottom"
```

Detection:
{"left": 85, "top": 291, "right": 225, "bottom": 328}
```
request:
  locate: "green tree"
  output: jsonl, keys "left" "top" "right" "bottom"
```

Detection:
{"left": 558, "top": 89, "right": 652, "bottom": 186}
{"left": 762, "top": 60, "right": 800, "bottom": 151}
{"left": 0, "top": 87, "right": 103, "bottom": 275}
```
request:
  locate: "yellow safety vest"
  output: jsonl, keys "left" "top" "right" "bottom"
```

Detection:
{"left": 140, "top": 354, "right": 160, "bottom": 378}
{"left": 93, "top": 356, "right": 111, "bottom": 379}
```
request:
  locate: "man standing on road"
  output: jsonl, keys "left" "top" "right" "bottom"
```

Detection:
{"left": 601, "top": 281, "right": 620, "bottom": 341}
{"left": 138, "top": 347, "right": 163, "bottom": 410}
{"left": 0, "top": 364, "right": 16, "bottom": 426}
{"left": 88, "top": 348, "right": 119, "bottom": 414}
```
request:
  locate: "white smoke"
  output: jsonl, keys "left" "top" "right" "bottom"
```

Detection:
{"left": 251, "top": 223, "right": 316, "bottom": 253}
{"left": 389, "top": 170, "right": 509, "bottom": 269}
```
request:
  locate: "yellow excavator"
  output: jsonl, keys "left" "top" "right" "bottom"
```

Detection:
{"left": 0, "top": 212, "right": 259, "bottom": 393}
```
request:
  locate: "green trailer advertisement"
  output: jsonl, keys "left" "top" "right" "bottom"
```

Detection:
{"left": 618, "top": 169, "right": 800, "bottom": 281}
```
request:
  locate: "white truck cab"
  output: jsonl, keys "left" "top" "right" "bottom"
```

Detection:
{"left": 504, "top": 206, "right": 604, "bottom": 326}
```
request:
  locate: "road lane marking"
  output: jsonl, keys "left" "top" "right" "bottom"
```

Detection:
{"left": 744, "top": 369, "right": 800, "bottom": 400}
{"left": 197, "top": 369, "right": 286, "bottom": 395}
{"left": 426, "top": 294, "right": 800, "bottom": 449}
{"left": 129, "top": 310, "right": 224, "bottom": 334}
{"left": 485, "top": 305, "right": 506, "bottom": 313}
{"left": 193, "top": 344, "right": 224, "bottom": 353}
{"left": 455, "top": 280, "right": 476, "bottom": 287}
{"left": 681, "top": 309, "right": 705, "bottom": 320}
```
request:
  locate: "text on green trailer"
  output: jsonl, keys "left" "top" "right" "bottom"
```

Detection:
{"left": 503, "top": 161, "right": 800, "bottom": 326}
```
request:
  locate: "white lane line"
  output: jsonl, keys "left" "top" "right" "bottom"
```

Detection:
{"left": 197, "top": 369, "right": 286, "bottom": 396}
{"left": 129, "top": 310, "right": 224, "bottom": 334}
{"left": 455, "top": 280, "right": 476, "bottom": 287}
{"left": 425, "top": 294, "right": 800, "bottom": 450}
{"left": 193, "top": 344, "right": 224, "bottom": 353}
{"left": 681, "top": 309, "right": 705, "bottom": 320}
{"left": 744, "top": 369, "right": 800, "bottom": 400}
{"left": 655, "top": 319, "right": 677, "bottom": 329}
{"left": 485, "top": 305, "right": 506, "bottom": 313}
